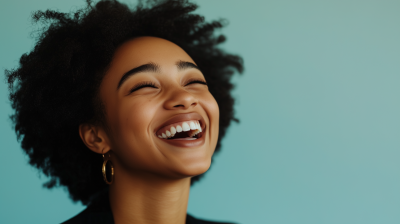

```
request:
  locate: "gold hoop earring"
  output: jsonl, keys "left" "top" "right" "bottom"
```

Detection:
{"left": 102, "top": 150, "right": 114, "bottom": 185}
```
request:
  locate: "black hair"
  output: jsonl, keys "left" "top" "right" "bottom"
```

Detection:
{"left": 5, "top": 0, "right": 243, "bottom": 205}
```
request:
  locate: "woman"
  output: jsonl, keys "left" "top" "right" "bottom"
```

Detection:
{"left": 5, "top": 0, "right": 243, "bottom": 223}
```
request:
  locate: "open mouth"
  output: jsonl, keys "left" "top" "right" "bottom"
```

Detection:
{"left": 156, "top": 120, "right": 204, "bottom": 141}
{"left": 154, "top": 113, "right": 206, "bottom": 146}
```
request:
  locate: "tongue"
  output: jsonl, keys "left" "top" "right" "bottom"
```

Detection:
{"left": 171, "top": 138, "right": 197, "bottom": 141}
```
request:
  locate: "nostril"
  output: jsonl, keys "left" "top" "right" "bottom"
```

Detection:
{"left": 173, "top": 104, "right": 184, "bottom": 108}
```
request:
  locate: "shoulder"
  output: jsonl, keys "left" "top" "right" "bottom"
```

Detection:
{"left": 61, "top": 193, "right": 236, "bottom": 224}
{"left": 61, "top": 207, "right": 113, "bottom": 224}
{"left": 62, "top": 212, "right": 237, "bottom": 224}
{"left": 62, "top": 193, "right": 114, "bottom": 224}
{"left": 187, "top": 214, "right": 238, "bottom": 224}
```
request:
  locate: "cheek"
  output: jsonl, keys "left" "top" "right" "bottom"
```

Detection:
{"left": 208, "top": 96, "right": 219, "bottom": 128}
{"left": 201, "top": 93, "right": 220, "bottom": 144}
{"left": 204, "top": 92, "right": 219, "bottom": 120}
{"left": 123, "top": 100, "right": 154, "bottom": 132}
{"left": 111, "top": 98, "right": 160, "bottom": 165}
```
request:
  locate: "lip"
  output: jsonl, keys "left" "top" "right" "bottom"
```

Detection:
{"left": 155, "top": 112, "right": 206, "bottom": 148}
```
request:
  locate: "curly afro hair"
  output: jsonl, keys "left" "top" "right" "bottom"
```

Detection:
{"left": 5, "top": 0, "right": 243, "bottom": 205}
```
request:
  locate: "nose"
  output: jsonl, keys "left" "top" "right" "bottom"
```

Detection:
{"left": 163, "top": 88, "right": 198, "bottom": 110}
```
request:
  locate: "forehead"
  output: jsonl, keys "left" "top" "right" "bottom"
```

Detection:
{"left": 110, "top": 36, "right": 194, "bottom": 69}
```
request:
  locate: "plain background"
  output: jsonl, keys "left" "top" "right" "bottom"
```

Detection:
{"left": 1, "top": 0, "right": 400, "bottom": 223}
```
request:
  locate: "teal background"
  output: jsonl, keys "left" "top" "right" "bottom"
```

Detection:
{"left": 1, "top": 0, "right": 400, "bottom": 223}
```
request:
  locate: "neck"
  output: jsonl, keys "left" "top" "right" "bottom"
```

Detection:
{"left": 109, "top": 169, "right": 191, "bottom": 224}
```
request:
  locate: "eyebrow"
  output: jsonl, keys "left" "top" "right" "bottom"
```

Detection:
{"left": 117, "top": 61, "right": 201, "bottom": 90}
{"left": 176, "top": 60, "right": 200, "bottom": 71}
{"left": 117, "top": 63, "right": 160, "bottom": 89}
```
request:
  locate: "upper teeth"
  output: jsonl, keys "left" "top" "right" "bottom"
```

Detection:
{"left": 158, "top": 120, "right": 202, "bottom": 139}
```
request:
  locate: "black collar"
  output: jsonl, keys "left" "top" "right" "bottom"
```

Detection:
{"left": 62, "top": 192, "right": 235, "bottom": 224}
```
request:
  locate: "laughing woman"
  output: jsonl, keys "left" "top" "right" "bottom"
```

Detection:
{"left": 5, "top": 0, "right": 243, "bottom": 223}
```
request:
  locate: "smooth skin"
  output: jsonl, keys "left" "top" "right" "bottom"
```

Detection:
{"left": 79, "top": 36, "right": 220, "bottom": 224}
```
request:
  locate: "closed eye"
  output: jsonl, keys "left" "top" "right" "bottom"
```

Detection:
{"left": 185, "top": 79, "right": 207, "bottom": 86}
{"left": 129, "top": 81, "right": 158, "bottom": 93}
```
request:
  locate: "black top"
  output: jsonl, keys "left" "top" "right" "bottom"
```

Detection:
{"left": 62, "top": 193, "right": 236, "bottom": 224}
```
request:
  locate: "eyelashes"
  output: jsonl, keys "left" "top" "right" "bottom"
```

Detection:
{"left": 129, "top": 79, "right": 207, "bottom": 94}
{"left": 129, "top": 81, "right": 158, "bottom": 93}
{"left": 184, "top": 79, "right": 208, "bottom": 86}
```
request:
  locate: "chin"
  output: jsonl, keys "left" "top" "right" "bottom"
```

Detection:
{"left": 176, "top": 157, "right": 212, "bottom": 178}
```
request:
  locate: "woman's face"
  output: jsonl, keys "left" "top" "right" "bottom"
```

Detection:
{"left": 99, "top": 36, "right": 219, "bottom": 180}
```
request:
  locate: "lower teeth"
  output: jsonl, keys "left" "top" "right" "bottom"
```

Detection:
{"left": 171, "top": 138, "right": 197, "bottom": 141}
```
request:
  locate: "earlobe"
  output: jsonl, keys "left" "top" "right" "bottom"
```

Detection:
{"left": 79, "top": 123, "right": 110, "bottom": 154}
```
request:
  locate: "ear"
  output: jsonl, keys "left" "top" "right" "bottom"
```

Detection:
{"left": 79, "top": 123, "right": 111, "bottom": 155}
